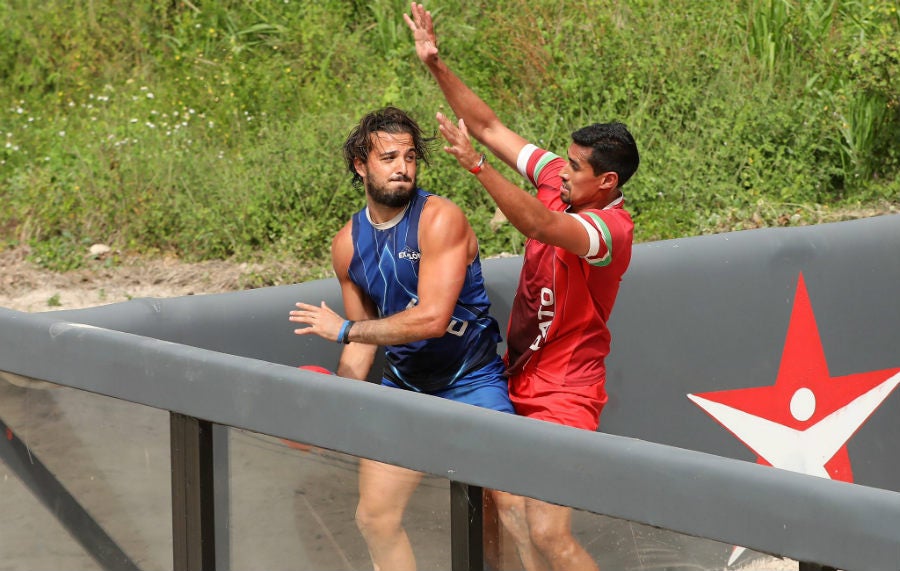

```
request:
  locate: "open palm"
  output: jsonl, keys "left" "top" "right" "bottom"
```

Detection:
{"left": 403, "top": 3, "right": 439, "bottom": 64}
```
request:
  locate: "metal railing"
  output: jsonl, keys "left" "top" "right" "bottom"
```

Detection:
{"left": 1, "top": 306, "right": 899, "bottom": 570}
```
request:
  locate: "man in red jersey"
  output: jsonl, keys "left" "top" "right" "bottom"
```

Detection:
{"left": 406, "top": 5, "right": 640, "bottom": 571}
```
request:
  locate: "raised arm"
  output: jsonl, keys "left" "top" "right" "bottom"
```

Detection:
{"left": 290, "top": 200, "right": 475, "bottom": 346}
{"left": 404, "top": 2, "right": 528, "bottom": 171}
{"left": 437, "top": 113, "right": 598, "bottom": 257}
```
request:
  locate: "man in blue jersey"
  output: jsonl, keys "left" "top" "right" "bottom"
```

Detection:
{"left": 289, "top": 106, "right": 513, "bottom": 571}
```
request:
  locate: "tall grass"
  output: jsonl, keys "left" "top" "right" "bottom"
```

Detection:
{"left": 1, "top": 0, "right": 898, "bottom": 272}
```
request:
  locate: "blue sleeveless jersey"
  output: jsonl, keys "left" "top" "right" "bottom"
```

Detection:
{"left": 348, "top": 188, "right": 503, "bottom": 393}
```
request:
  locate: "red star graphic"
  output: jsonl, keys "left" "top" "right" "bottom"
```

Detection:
{"left": 691, "top": 273, "right": 900, "bottom": 482}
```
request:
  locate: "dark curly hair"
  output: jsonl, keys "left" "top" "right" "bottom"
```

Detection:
{"left": 343, "top": 107, "right": 433, "bottom": 187}
{"left": 571, "top": 122, "right": 640, "bottom": 188}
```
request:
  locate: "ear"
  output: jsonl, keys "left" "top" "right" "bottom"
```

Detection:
{"left": 353, "top": 157, "right": 368, "bottom": 180}
{"left": 598, "top": 171, "right": 619, "bottom": 192}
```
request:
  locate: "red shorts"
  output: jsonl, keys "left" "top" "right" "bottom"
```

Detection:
{"left": 508, "top": 369, "right": 607, "bottom": 431}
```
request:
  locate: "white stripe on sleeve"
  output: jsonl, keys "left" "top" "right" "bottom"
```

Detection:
{"left": 516, "top": 144, "right": 539, "bottom": 178}
{"left": 567, "top": 213, "right": 601, "bottom": 258}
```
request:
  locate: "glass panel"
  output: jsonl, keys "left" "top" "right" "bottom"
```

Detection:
{"left": 485, "top": 504, "right": 798, "bottom": 570}
{"left": 227, "top": 428, "right": 451, "bottom": 570}
{"left": 0, "top": 376, "right": 172, "bottom": 570}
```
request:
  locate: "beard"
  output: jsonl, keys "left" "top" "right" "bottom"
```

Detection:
{"left": 365, "top": 175, "right": 416, "bottom": 208}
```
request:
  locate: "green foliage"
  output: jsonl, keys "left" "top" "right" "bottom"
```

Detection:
{"left": 27, "top": 231, "right": 90, "bottom": 272}
{"left": 1, "top": 0, "right": 898, "bottom": 275}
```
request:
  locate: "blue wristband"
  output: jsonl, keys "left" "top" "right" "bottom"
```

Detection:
{"left": 337, "top": 320, "right": 354, "bottom": 344}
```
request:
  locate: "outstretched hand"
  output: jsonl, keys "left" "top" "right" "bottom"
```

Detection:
{"left": 436, "top": 112, "right": 483, "bottom": 172}
{"left": 403, "top": 2, "right": 438, "bottom": 64}
{"left": 289, "top": 301, "right": 345, "bottom": 342}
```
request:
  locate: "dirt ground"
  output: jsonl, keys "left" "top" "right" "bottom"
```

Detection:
{"left": 0, "top": 246, "right": 296, "bottom": 313}
{"left": 4, "top": 202, "right": 899, "bottom": 313}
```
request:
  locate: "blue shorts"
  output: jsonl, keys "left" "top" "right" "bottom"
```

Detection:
{"left": 382, "top": 356, "right": 514, "bottom": 414}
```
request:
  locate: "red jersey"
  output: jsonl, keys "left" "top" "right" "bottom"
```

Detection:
{"left": 505, "top": 144, "right": 634, "bottom": 386}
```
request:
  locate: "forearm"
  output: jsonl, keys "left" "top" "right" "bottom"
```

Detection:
{"left": 336, "top": 342, "right": 377, "bottom": 381}
{"left": 425, "top": 58, "right": 500, "bottom": 143}
{"left": 472, "top": 162, "right": 552, "bottom": 240}
{"left": 347, "top": 306, "right": 450, "bottom": 346}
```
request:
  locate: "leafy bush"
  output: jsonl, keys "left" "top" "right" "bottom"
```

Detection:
{"left": 1, "top": 0, "right": 898, "bottom": 274}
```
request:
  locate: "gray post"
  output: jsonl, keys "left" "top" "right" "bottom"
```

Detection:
{"left": 171, "top": 413, "right": 216, "bottom": 571}
{"left": 451, "top": 481, "right": 484, "bottom": 571}
{"left": 213, "top": 423, "right": 230, "bottom": 571}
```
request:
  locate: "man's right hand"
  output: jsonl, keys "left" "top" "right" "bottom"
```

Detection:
{"left": 404, "top": 2, "right": 439, "bottom": 65}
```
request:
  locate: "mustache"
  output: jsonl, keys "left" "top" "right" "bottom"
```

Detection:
{"left": 389, "top": 174, "right": 412, "bottom": 182}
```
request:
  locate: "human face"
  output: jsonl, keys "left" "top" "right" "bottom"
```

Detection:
{"left": 559, "top": 143, "right": 616, "bottom": 208}
{"left": 356, "top": 131, "right": 418, "bottom": 209}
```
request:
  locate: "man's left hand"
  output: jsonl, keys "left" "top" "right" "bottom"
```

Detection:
{"left": 437, "top": 112, "right": 483, "bottom": 172}
{"left": 290, "top": 301, "right": 345, "bottom": 342}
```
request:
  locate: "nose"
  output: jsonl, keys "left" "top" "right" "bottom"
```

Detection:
{"left": 390, "top": 156, "right": 409, "bottom": 177}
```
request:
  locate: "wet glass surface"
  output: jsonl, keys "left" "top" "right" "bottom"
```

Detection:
{"left": 0, "top": 377, "right": 172, "bottom": 570}
{"left": 227, "top": 428, "right": 451, "bottom": 570}
{"left": 0, "top": 375, "right": 796, "bottom": 571}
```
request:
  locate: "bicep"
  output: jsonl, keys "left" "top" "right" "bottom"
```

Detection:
{"left": 332, "top": 223, "right": 378, "bottom": 322}
{"left": 416, "top": 201, "right": 472, "bottom": 319}
{"left": 331, "top": 224, "right": 379, "bottom": 380}
{"left": 481, "top": 123, "right": 531, "bottom": 172}
{"left": 532, "top": 212, "right": 602, "bottom": 259}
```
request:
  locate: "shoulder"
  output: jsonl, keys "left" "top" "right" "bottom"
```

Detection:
{"left": 516, "top": 144, "right": 564, "bottom": 185}
{"left": 418, "top": 193, "right": 474, "bottom": 245}
{"left": 419, "top": 191, "right": 466, "bottom": 222}
{"left": 331, "top": 219, "right": 355, "bottom": 278}
{"left": 574, "top": 206, "right": 633, "bottom": 237}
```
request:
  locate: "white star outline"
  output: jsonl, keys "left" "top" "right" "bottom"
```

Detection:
{"left": 688, "top": 371, "right": 900, "bottom": 478}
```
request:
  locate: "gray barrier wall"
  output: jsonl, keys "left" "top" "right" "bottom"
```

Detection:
{"left": 2, "top": 214, "right": 900, "bottom": 569}
{"left": 603, "top": 213, "right": 900, "bottom": 492}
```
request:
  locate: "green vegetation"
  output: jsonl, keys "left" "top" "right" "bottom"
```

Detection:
{"left": 1, "top": 0, "right": 898, "bottom": 276}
